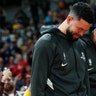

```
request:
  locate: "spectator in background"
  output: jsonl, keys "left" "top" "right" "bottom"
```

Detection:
{"left": 2, "top": 42, "right": 12, "bottom": 65}
{"left": 28, "top": 19, "right": 35, "bottom": 32}
{"left": 10, "top": 40, "right": 22, "bottom": 55}
{"left": 20, "top": 69, "right": 31, "bottom": 92}
{"left": 0, "top": 68, "right": 19, "bottom": 96}
{"left": 6, "top": 55, "right": 16, "bottom": 72}
{"left": 13, "top": 32, "right": 24, "bottom": 48}
{"left": 12, "top": 18, "right": 23, "bottom": 31}
{"left": 14, "top": 74, "right": 26, "bottom": 91}
{"left": 21, "top": 45, "right": 29, "bottom": 60}
{"left": 44, "top": 11, "right": 54, "bottom": 25}
{"left": 58, "top": 0, "right": 65, "bottom": 9}
{"left": 25, "top": 26, "right": 33, "bottom": 39}
{"left": 14, "top": 7, "right": 29, "bottom": 27}
{"left": 24, "top": 73, "right": 31, "bottom": 87}
{"left": 12, "top": 53, "right": 28, "bottom": 77}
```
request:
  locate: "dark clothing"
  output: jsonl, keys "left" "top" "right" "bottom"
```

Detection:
{"left": 0, "top": 82, "right": 4, "bottom": 95}
{"left": 90, "top": 87, "right": 96, "bottom": 96}
{"left": 15, "top": 9, "right": 29, "bottom": 27}
{"left": 2, "top": 91, "right": 18, "bottom": 96}
{"left": 81, "top": 34, "right": 96, "bottom": 96}
{"left": 31, "top": 28, "right": 90, "bottom": 96}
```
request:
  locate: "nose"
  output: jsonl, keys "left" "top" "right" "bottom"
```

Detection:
{"left": 79, "top": 31, "right": 85, "bottom": 37}
{"left": 4, "top": 79, "right": 12, "bottom": 83}
{"left": 5, "top": 80, "right": 9, "bottom": 84}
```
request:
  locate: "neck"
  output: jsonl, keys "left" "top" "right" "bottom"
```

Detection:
{"left": 58, "top": 20, "right": 68, "bottom": 34}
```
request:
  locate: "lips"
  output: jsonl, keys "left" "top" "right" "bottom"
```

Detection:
{"left": 73, "top": 34, "right": 81, "bottom": 39}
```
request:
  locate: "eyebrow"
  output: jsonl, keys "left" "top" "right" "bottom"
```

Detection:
{"left": 76, "top": 26, "right": 85, "bottom": 31}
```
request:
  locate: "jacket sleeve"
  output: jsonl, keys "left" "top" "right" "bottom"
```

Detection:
{"left": 31, "top": 37, "right": 55, "bottom": 96}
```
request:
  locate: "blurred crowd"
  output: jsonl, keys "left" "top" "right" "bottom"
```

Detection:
{"left": 0, "top": 0, "right": 96, "bottom": 96}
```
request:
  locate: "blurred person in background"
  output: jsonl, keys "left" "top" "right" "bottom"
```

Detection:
{"left": 0, "top": 68, "right": 19, "bottom": 96}
{"left": 5, "top": 55, "right": 16, "bottom": 72}
{"left": 14, "top": 6, "right": 29, "bottom": 27}
{"left": 12, "top": 53, "right": 28, "bottom": 76}
{"left": 12, "top": 53, "right": 28, "bottom": 90}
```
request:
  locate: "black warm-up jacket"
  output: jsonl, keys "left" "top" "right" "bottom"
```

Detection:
{"left": 31, "top": 27, "right": 90, "bottom": 96}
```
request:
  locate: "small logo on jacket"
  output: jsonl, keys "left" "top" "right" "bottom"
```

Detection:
{"left": 61, "top": 63, "right": 68, "bottom": 67}
{"left": 80, "top": 52, "right": 86, "bottom": 62}
{"left": 88, "top": 58, "right": 92, "bottom": 66}
{"left": 47, "top": 78, "right": 54, "bottom": 90}
{"left": 63, "top": 52, "right": 66, "bottom": 60}
{"left": 88, "top": 68, "right": 93, "bottom": 71}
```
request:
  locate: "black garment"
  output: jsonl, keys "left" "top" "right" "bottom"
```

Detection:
{"left": 14, "top": 8, "right": 29, "bottom": 27}
{"left": 81, "top": 34, "right": 96, "bottom": 96}
{"left": 31, "top": 28, "right": 90, "bottom": 96}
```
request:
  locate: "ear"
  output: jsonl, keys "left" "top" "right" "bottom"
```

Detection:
{"left": 66, "top": 16, "right": 73, "bottom": 24}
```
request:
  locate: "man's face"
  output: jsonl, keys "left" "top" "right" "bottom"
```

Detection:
{"left": 4, "top": 79, "right": 14, "bottom": 92}
{"left": 66, "top": 17, "right": 92, "bottom": 41}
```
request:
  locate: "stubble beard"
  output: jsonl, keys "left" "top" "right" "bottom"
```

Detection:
{"left": 66, "top": 28, "right": 79, "bottom": 42}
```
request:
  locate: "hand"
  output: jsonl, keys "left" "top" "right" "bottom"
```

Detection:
{"left": 1, "top": 68, "right": 12, "bottom": 82}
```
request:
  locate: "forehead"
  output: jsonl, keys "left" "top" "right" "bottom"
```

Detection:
{"left": 4, "top": 78, "right": 13, "bottom": 83}
{"left": 72, "top": 18, "right": 92, "bottom": 31}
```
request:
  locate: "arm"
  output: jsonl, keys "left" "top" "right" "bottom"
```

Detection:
{"left": 31, "top": 36, "right": 55, "bottom": 96}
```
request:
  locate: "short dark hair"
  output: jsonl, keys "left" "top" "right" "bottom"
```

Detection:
{"left": 69, "top": 2, "right": 95, "bottom": 24}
